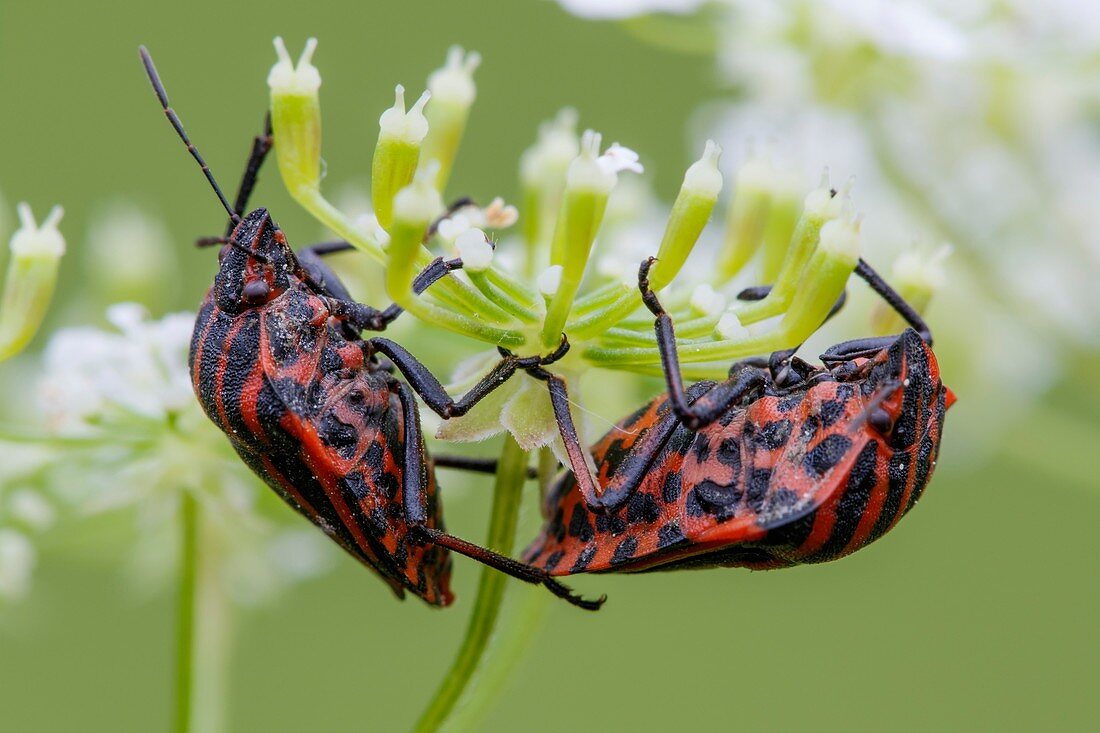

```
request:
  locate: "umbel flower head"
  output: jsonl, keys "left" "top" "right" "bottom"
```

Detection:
{"left": 263, "top": 37, "right": 940, "bottom": 458}
{"left": 0, "top": 302, "right": 333, "bottom": 604}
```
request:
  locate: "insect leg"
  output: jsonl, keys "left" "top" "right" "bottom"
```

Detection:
{"left": 367, "top": 334, "right": 568, "bottom": 419}
{"left": 431, "top": 454, "right": 539, "bottom": 480}
{"left": 639, "top": 258, "right": 768, "bottom": 430}
{"left": 226, "top": 114, "right": 274, "bottom": 234}
{"left": 322, "top": 256, "right": 464, "bottom": 330}
{"left": 392, "top": 382, "right": 603, "bottom": 611}
{"left": 820, "top": 260, "right": 933, "bottom": 363}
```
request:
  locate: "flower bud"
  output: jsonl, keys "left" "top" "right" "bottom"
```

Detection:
{"left": 649, "top": 140, "right": 723, "bottom": 290}
{"left": 520, "top": 109, "right": 580, "bottom": 267}
{"left": 776, "top": 213, "right": 861, "bottom": 343}
{"left": 542, "top": 131, "right": 642, "bottom": 345}
{"left": 0, "top": 203, "right": 65, "bottom": 361}
{"left": 268, "top": 37, "right": 323, "bottom": 198}
{"left": 372, "top": 85, "right": 430, "bottom": 229}
{"left": 715, "top": 153, "right": 774, "bottom": 282}
{"left": 454, "top": 228, "right": 494, "bottom": 272}
{"left": 421, "top": 46, "right": 480, "bottom": 191}
{"left": 871, "top": 245, "right": 950, "bottom": 335}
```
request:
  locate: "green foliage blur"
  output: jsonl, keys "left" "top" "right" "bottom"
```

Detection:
{"left": 0, "top": 1, "right": 1096, "bottom": 731}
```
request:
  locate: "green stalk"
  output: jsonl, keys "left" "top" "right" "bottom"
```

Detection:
{"left": 174, "top": 491, "right": 198, "bottom": 733}
{"left": 414, "top": 437, "right": 529, "bottom": 733}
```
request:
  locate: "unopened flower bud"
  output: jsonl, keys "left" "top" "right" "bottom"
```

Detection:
{"left": 649, "top": 140, "right": 723, "bottom": 290}
{"left": 268, "top": 37, "right": 323, "bottom": 198}
{"left": 872, "top": 245, "right": 951, "bottom": 335}
{"left": 421, "top": 46, "right": 481, "bottom": 191}
{"left": 0, "top": 203, "right": 65, "bottom": 361}
{"left": 373, "top": 85, "right": 431, "bottom": 228}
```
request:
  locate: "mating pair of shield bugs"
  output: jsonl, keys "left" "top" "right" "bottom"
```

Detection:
{"left": 142, "top": 47, "right": 952, "bottom": 611}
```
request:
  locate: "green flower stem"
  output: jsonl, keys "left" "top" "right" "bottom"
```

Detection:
{"left": 759, "top": 192, "right": 801, "bottom": 284}
{"left": 587, "top": 250, "right": 853, "bottom": 366}
{"left": 442, "top": 588, "right": 550, "bottom": 733}
{"left": 734, "top": 204, "right": 831, "bottom": 325}
{"left": 174, "top": 491, "right": 199, "bottom": 733}
{"left": 599, "top": 314, "right": 719, "bottom": 346}
{"left": 415, "top": 436, "right": 529, "bottom": 733}
{"left": 387, "top": 220, "right": 525, "bottom": 346}
{"left": 542, "top": 187, "right": 610, "bottom": 346}
{"left": 295, "top": 189, "right": 510, "bottom": 325}
{"left": 484, "top": 266, "right": 542, "bottom": 313}
{"left": 566, "top": 286, "right": 643, "bottom": 340}
{"left": 468, "top": 271, "right": 540, "bottom": 324}
{"left": 568, "top": 280, "right": 630, "bottom": 318}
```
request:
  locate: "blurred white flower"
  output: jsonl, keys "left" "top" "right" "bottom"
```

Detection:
{"left": 0, "top": 529, "right": 34, "bottom": 601}
{"left": 85, "top": 201, "right": 177, "bottom": 305}
{"left": 554, "top": 0, "right": 707, "bottom": 20}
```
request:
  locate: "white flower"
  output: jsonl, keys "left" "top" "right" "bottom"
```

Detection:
{"left": 378, "top": 84, "right": 431, "bottom": 144}
{"left": 690, "top": 284, "right": 726, "bottom": 316}
{"left": 597, "top": 143, "right": 644, "bottom": 176}
{"left": 555, "top": 0, "right": 708, "bottom": 19}
{"left": 537, "top": 265, "right": 564, "bottom": 296}
{"left": 37, "top": 303, "right": 194, "bottom": 432}
{"left": 455, "top": 229, "right": 495, "bottom": 272}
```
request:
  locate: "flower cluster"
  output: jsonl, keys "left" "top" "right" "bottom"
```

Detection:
{"left": 555, "top": 0, "right": 1100, "bottom": 457}
{"left": 265, "top": 38, "right": 908, "bottom": 458}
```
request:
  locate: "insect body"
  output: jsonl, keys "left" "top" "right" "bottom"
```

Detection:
{"left": 141, "top": 48, "right": 600, "bottom": 609}
{"left": 521, "top": 258, "right": 953, "bottom": 577}
{"left": 524, "top": 328, "right": 954, "bottom": 574}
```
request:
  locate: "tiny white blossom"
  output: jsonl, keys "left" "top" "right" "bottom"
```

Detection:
{"left": 690, "top": 283, "right": 727, "bottom": 316}
{"left": 716, "top": 311, "right": 750, "bottom": 340}
{"left": 455, "top": 228, "right": 495, "bottom": 272}
{"left": 597, "top": 143, "right": 645, "bottom": 176}
{"left": 537, "top": 265, "right": 564, "bottom": 296}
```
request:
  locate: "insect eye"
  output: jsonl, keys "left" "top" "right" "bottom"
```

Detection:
{"left": 869, "top": 408, "right": 893, "bottom": 435}
{"left": 242, "top": 279, "right": 271, "bottom": 304}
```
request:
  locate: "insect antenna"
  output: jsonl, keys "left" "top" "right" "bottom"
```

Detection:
{"left": 139, "top": 46, "right": 239, "bottom": 226}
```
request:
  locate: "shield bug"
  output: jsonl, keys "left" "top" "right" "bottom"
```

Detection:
{"left": 139, "top": 47, "right": 601, "bottom": 610}
{"left": 520, "top": 257, "right": 953, "bottom": 577}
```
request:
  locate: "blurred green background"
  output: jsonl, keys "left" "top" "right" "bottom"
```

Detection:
{"left": 1, "top": 1, "right": 1097, "bottom": 731}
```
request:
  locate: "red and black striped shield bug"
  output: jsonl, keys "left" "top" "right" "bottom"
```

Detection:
{"left": 521, "top": 257, "right": 954, "bottom": 577}
{"left": 139, "top": 47, "right": 602, "bottom": 610}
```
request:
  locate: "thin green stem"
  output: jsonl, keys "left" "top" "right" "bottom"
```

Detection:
{"left": 174, "top": 491, "right": 198, "bottom": 733}
{"left": 414, "top": 437, "right": 529, "bottom": 733}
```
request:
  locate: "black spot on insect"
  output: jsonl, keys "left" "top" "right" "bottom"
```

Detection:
{"left": 365, "top": 440, "right": 385, "bottom": 469}
{"left": 746, "top": 468, "right": 772, "bottom": 512}
{"left": 344, "top": 471, "right": 370, "bottom": 501}
{"left": 544, "top": 551, "right": 564, "bottom": 572}
{"left": 684, "top": 488, "right": 708, "bottom": 517}
{"left": 800, "top": 415, "right": 820, "bottom": 442}
{"left": 319, "top": 413, "right": 359, "bottom": 459}
{"left": 804, "top": 434, "right": 853, "bottom": 477}
{"left": 595, "top": 512, "right": 627, "bottom": 536}
{"left": 626, "top": 493, "right": 661, "bottom": 524}
{"left": 753, "top": 420, "right": 793, "bottom": 451}
{"left": 818, "top": 400, "right": 847, "bottom": 428}
{"left": 778, "top": 394, "right": 804, "bottom": 413}
{"left": 716, "top": 437, "right": 741, "bottom": 471}
{"left": 834, "top": 384, "right": 856, "bottom": 402}
{"left": 657, "top": 522, "right": 687, "bottom": 550}
{"left": 765, "top": 487, "right": 799, "bottom": 516}
{"left": 694, "top": 479, "right": 743, "bottom": 511}
{"left": 568, "top": 505, "right": 595, "bottom": 541}
{"left": 611, "top": 536, "right": 638, "bottom": 565}
{"left": 661, "top": 472, "right": 682, "bottom": 503}
{"left": 551, "top": 507, "right": 567, "bottom": 542}
{"left": 571, "top": 545, "right": 597, "bottom": 573}
{"left": 319, "top": 346, "right": 343, "bottom": 373}
{"left": 692, "top": 437, "right": 712, "bottom": 462}
{"left": 368, "top": 505, "right": 388, "bottom": 535}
